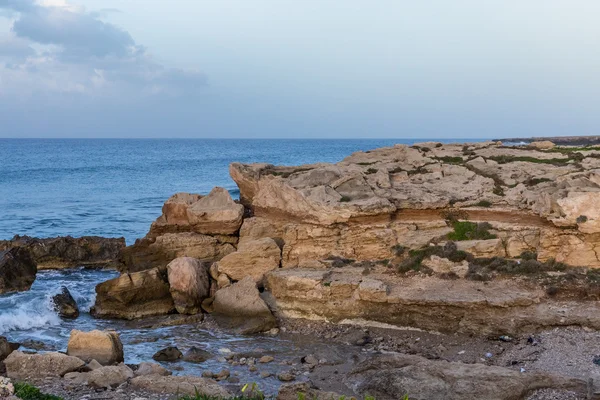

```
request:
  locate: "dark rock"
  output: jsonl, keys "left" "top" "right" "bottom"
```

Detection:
{"left": 52, "top": 286, "right": 80, "bottom": 319}
{"left": 0, "top": 337, "right": 15, "bottom": 361}
{"left": 0, "top": 235, "right": 125, "bottom": 270}
{"left": 20, "top": 339, "right": 55, "bottom": 352}
{"left": 0, "top": 247, "right": 37, "bottom": 294}
{"left": 152, "top": 347, "right": 183, "bottom": 362}
{"left": 182, "top": 347, "right": 212, "bottom": 363}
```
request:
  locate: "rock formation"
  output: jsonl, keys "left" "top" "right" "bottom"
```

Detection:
{"left": 166, "top": 257, "right": 211, "bottom": 314}
{"left": 0, "top": 247, "right": 37, "bottom": 295}
{"left": 52, "top": 287, "right": 79, "bottom": 319}
{"left": 66, "top": 329, "right": 124, "bottom": 365}
{"left": 4, "top": 351, "right": 85, "bottom": 379}
{"left": 0, "top": 235, "right": 125, "bottom": 270}
{"left": 91, "top": 268, "right": 175, "bottom": 319}
{"left": 216, "top": 237, "right": 281, "bottom": 283}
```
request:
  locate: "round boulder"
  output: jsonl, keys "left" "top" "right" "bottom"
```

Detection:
{"left": 167, "top": 257, "right": 210, "bottom": 314}
{"left": 67, "top": 329, "right": 124, "bottom": 366}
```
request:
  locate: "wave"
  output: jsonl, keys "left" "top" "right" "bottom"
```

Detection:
{"left": 0, "top": 301, "right": 61, "bottom": 335}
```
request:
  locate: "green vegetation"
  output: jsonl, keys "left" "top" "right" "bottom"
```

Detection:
{"left": 466, "top": 256, "right": 567, "bottom": 281}
{"left": 475, "top": 200, "right": 492, "bottom": 207}
{"left": 519, "top": 250, "right": 538, "bottom": 261}
{"left": 14, "top": 383, "right": 63, "bottom": 400}
{"left": 447, "top": 221, "right": 497, "bottom": 241}
{"left": 547, "top": 146, "right": 600, "bottom": 153}
{"left": 392, "top": 244, "right": 406, "bottom": 256}
{"left": 431, "top": 156, "right": 464, "bottom": 164}
{"left": 339, "top": 196, "right": 352, "bottom": 202}
{"left": 397, "top": 242, "right": 470, "bottom": 274}
{"left": 487, "top": 155, "right": 571, "bottom": 166}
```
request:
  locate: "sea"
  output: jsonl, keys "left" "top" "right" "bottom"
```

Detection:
{"left": 0, "top": 138, "right": 485, "bottom": 393}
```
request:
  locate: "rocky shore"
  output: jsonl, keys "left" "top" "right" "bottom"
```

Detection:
{"left": 4, "top": 140, "right": 600, "bottom": 399}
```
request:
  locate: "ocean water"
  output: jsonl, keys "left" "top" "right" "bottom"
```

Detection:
{"left": 0, "top": 138, "right": 478, "bottom": 244}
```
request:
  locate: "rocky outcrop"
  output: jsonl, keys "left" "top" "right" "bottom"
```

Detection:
{"left": 66, "top": 330, "right": 124, "bottom": 365}
{"left": 130, "top": 375, "right": 231, "bottom": 398}
{"left": 217, "top": 237, "right": 281, "bottom": 283}
{"left": 4, "top": 351, "right": 85, "bottom": 379}
{"left": 212, "top": 277, "right": 277, "bottom": 334}
{"left": 266, "top": 266, "right": 600, "bottom": 335}
{"left": 91, "top": 268, "right": 175, "bottom": 319}
{"left": 167, "top": 257, "right": 210, "bottom": 314}
{"left": 346, "top": 353, "right": 585, "bottom": 400}
{"left": 0, "top": 247, "right": 37, "bottom": 295}
{"left": 52, "top": 287, "right": 79, "bottom": 319}
{"left": 0, "top": 235, "right": 125, "bottom": 270}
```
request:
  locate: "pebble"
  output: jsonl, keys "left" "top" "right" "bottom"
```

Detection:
{"left": 260, "top": 372, "right": 272, "bottom": 379}
{"left": 277, "top": 372, "right": 295, "bottom": 382}
{"left": 259, "top": 356, "right": 274, "bottom": 363}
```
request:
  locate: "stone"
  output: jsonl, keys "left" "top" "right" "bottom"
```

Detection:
{"left": 0, "top": 247, "right": 37, "bottom": 294}
{"left": 167, "top": 257, "right": 210, "bottom": 314}
{"left": 87, "top": 364, "right": 134, "bottom": 389}
{"left": 346, "top": 353, "right": 585, "bottom": 400}
{"left": 0, "top": 235, "right": 125, "bottom": 270}
{"left": 0, "top": 337, "right": 16, "bottom": 361}
{"left": 278, "top": 372, "right": 295, "bottom": 382}
{"left": 135, "top": 362, "right": 172, "bottom": 377}
{"left": 217, "top": 238, "right": 281, "bottom": 283}
{"left": 4, "top": 351, "right": 85, "bottom": 379}
{"left": 91, "top": 268, "right": 175, "bottom": 319}
{"left": 67, "top": 329, "right": 124, "bottom": 365}
{"left": 87, "top": 359, "right": 103, "bottom": 370}
{"left": 151, "top": 188, "right": 244, "bottom": 236}
{"left": 217, "top": 273, "right": 231, "bottom": 289}
{"left": 422, "top": 255, "right": 469, "bottom": 278}
{"left": 258, "top": 355, "right": 274, "bottom": 363}
{"left": 529, "top": 140, "right": 555, "bottom": 150}
{"left": 215, "top": 369, "right": 230, "bottom": 381}
{"left": 182, "top": 347, "right": 212, "bottom": 363}
{"left": 0, "top": 377, "right": 14, "bottom": 397}
{"left": 63, "top": 371, "right": 89, "bottom": 385}
{"left": 152, "top": 347, "right": 183, "bottom": 362}
{"left": 52, "top": 286, "right": 80, "bottom": 319}
{"left": 130, "top": 375, "right": 231, "bottom": 398}
{"left": 277, "top": 382, "right": 341, "bottom": 400}
{"left": 212, "top": 277, "right": 277, "bottom": 334}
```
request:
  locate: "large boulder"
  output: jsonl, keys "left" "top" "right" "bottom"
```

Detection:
{"left": 52, "top": 287, "right": 79, "bottom": 319}
{"left": 66, "top": 330, "right": 124, "bottom": 365}
{"left": 217, "top": 238, "right": 281, "bottom": 283}
{"left": 167, "top": 257, "right": 210, "bottom": 314}
{"left": 151, "top": 188, "right": 244, "bottom": 236}
{"left": 91, "top": 268, "right": 175, "bottom": 319}
{"left": 87, "top": 364, "right": 134, "bottom": 389}
{"left": 0, "top": 235, "right": 125, "bottom": 270}
{"left": 212, "top": 277, "right": 276, "bottom": 334}
{"left": 0, "top": 247, "right": 37, "bottom": 295}
{"left": 4, "top": 351, "right": 85, "bottom": 379}
{"left": 346, "top": 353, "right": 586, "bottom": 400}
{"left": 130, "top": 375, "right": 231, "bottom": 398}
{"left": 135, "top": 362, "right": 171, "bottom": 377}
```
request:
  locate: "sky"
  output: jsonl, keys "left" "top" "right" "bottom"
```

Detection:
{"left": 0, "top": 0, "right": 599, "bottom": 139}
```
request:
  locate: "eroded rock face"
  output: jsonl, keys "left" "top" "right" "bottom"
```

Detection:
{"left": 217, "top": 237, "right": 281, "bottom": 283}
{"left": 167, "top": 257, "right": 210, "bottom": 314}
{"left": 0, "top": 247, "right": 37, "bottom": 295}
{"left": 0, "top": 235, "right": 125, "bottom": 270}
{"left": 151, "top": 187, "right": 244, "bottom": 236}
{"left": 67, "top": 329, "right": 124, "bottom": 365}
{"left": 4, "top": 351, "right": 85, "bottom": 379}
{"left": 346, "top": 353, "right": 585, "bottom": 400}
{"left": 91, "top": 268, "right": 175, "bottom": 319}
{"left": 212, "top": 277, "right": 277, "bottom": 334}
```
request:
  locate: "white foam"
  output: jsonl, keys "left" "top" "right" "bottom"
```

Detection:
{"left": 0, "top": 297, "right": 61, "bottom": 335}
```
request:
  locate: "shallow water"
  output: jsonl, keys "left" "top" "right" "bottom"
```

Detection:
{"left": 0, "top": 269, "right": 357, "bottom": 394}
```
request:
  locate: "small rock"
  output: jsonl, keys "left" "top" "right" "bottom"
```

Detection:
{"left": 202, "top": 371, "right": 214, "bottom": 378}
{"left": 301, "top": 355, "right": 319, "bottom": 365}
{"left": 260, "top": 372, "right": 272, "bottom": 379}
{"left": 0, "top": 377, "right": 14, "bottom": 397}
{"left": 135, "top": 362, "right": 171, "bottom": 377}
{"left": 152, "top": 347, "right": 182, "bottom": 362}
{"left": 278, "top": 372, "right": 295, "bottom": 382}
{"left": 215, "top": 369, "right": 230, "bottom": 381}
{"left": 52, "top": 286, "right": 80, "bottom": 319}
{"left": 249, "top": 366, "right": 258, "bottom": 372}
{"left": 227, "top": 376, "right": 240, "bottom": 383}
{"left": 259, "top": 355, "right": 274, "bottom": 363}
{"left": 183, "top": 347, "right": 212, "bottom": 363}
{"left": 499, "top": 335, "right": 513, "bottom": 342}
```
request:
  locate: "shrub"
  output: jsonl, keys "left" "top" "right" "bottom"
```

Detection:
{"left": 447, "top": 221, "right": 496, "bottom": 241}
{"left": 519, "top": 250, "right": 538, "bottom": 261}
{"left": 440, "top": 209, "right": 469, "bottom": 224}
{"left": 392, "top": 244, "right": 406, "bottom": 256}
{"left": 339, "top": 196, "right": 351, "bottom": 202}
{"left": 13, "top": 383, "right": 63, "bottom": 400}
{"left": 476, "top": 200, "right": 492, "bottom": 207}
{"left": 577, "top": 215, "right": 588, "bottom": 224}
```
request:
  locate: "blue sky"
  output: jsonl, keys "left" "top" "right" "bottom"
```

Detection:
{"left": 0, "top": 0, "right": 599, "bottom": 138}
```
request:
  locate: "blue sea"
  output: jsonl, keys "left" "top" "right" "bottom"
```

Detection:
{"left": 0, "top": 139, "right": 480, "bottom": 244}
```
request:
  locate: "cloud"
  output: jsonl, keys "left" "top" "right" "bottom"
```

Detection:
{"left": 0, "top": 0, "right": 206, "bottom": 99}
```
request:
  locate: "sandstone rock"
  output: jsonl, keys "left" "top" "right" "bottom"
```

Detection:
{"left": 357, "top": 278, "right": 388, "bottom": 302}
{"left": 121, "top": 232, "right": 236, "bottom": 273}
{"left": 4, "top": 351, "right": 85, "bottom": 379}
{"left": 91, "top": 268, "right": 175, "bottom": 319}
{"left": 152, "top": 346, "right": 182, "bottom": 362}
{"left": 151, "top": 188, "right": 244, "bottom": 235}
{"left": 0, "top": 247, "right": 37, "bottom": 295}
{"left": 86, "top": 359, "right": 103, "bottom": 370}
{"left": 67, "top": 329, "right": 124, "bottom": 365}
{"left": 212, "top": 277, "right": 277, "bottom": 334}
{"left": 217, "top": 237, "right": 281, "bottom": 282}
{"left": 422, "top": 255, "right": 469, "bottom": 278}
{"left": 258, "top": 355, "right": 274, "bottom": 363}
{"left": 135, "top": 362, "right": 171, "bottom": 377}
{"left": 529, "top": 140, "right": 555, "bottom": 150}
{"left": 182, "top": 347, "right": 212, "bottom": 363}
{"left": 63, "top": 371, "right": 89, "bottom": 385}
{"left": 278, "top": 372, "right": 295, "bottom": 382}
{"left": 0, "top": 377, "right": 14, "bottom": 397}
{"left": 347, "top": 353, "right": 585, "bottom": 400}
{"left": 87, "top": 364, "right": 134, "bottom": 389}
{"left": 130, "top": 375, "right": 231, "bottom": 397}
{"left": 0, "top": 235, "right": 125, "bottom": 270}
{"left": 167, "top": 257, "right": 210, "bottom": 314}
{"left": 217, "top": 273, "right": 231, "bottom": 288}
{"left": 52, "top": 286, "right": 79, "bottom": 319}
